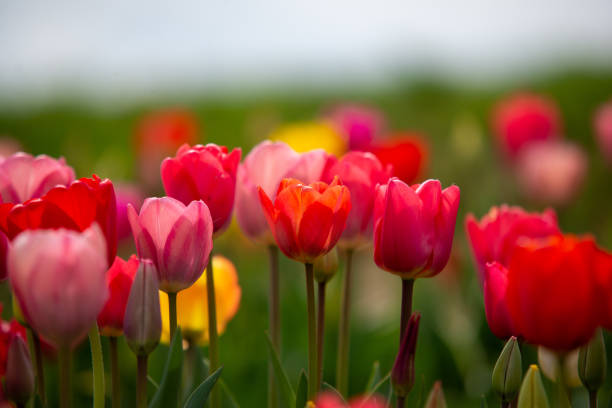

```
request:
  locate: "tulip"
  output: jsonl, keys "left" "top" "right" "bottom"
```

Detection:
{"left": 4, "top": 335, "right": 34, "bottom": 405}
{"left": 8, "top": 225, "right": 108, "bottom": 350}
{"left": 517, "top": 365, "right": 549, "bottom": 408}
{"left": 504, "top": 235, "right": 610, "bottom": 351}
{"left": 594, "top": 99, "right": 612, "bottom": 165}
{"left": 492, "top": 336, "right": 522, "bottom": 405}
{"left": 515, "top": 140, "right": 587, "bottom": 206}
{"left": 269, "top": 121, "right": 347, "bottom": 156}
{"left": 0, "top": 152, "right": 75, "bottom": 204}
{"left": 373, "top": 178, "right": 460, "bottom": 279}
{"left": 369, "top": 134, "right": 428, "bottom": 185}
{"left": 159, "top": 255, "right": 241, "bottom": 344}
{"left": 323, "top": 151, "right": 390, "bottom": 249}
{"left": 134, "top": 108, "right": 199, "bottom": 191}
{"left": 314, "top": 249, "right": 339, "bottom": 284}
{"left": 0, "top": 308, "right": 26, "bottom": 378}
{"left": 578, "top": 328, "right": 606, "bottom": 400}
{"left": 0, "top": 175, "right": 118, "bottom": 266}
{"left": 127, "top": 197, "right": 213, "bottom": 293}
{"left": 115, "top": 184, "right": 144, "bottom": 244}
{"left": 492, "top": 92, "right": 561, "bottom": 159}
{"left": 324, "top": 104, "right": 386, "bottom": 151}
{"left": 424, "top": 381, "right": 447, "bottom": 408}
{"left": 315, "top": 392, "right": 387, "bottom": 408}
{"left": 392, "top": 313, "right": 420, "bottom": 404}
{"left": 161, "top": 143, "right": 241, "bottom": 234}
{"left": 0, "top": 232, "right": 8, "bottom": 281}
{"left": 482, "top": 262, "right": 516, "bottom": 339}
{"left": 98, "top": 255, "right": 139, "bottom": 336}
{"left": 465, "top": 205, "right": 559, "bottom": 285}
{"left": 259, "top": 177, "right": 351, "bottom": 264}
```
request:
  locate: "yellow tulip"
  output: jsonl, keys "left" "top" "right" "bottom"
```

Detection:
{"left": 159, "top": 255, "right": 241, "bottom": 345}
{"left": 269, "top": 121, "right": 346, "bottom": 156}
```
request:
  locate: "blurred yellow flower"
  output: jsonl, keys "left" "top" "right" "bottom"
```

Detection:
{"left": 159, "top": 255, "right": 241, "bottom": 345}
{"left": 269, "top": 121, "right": 346, "bottom": 156}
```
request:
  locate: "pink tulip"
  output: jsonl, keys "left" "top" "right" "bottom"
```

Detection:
{"left": 324, "top": 104, "right": 386, "bottom": 151}
{"left": 323, "top": 151, "right": 390, "bottom": 248}
{"left": 8, "top": 225, "right": 108, "bottom": 350}
{"left": 0, "top": 152, "right": 75, "bottom": 204}
{"left": 483, "top": 262, "right": 515, "bottom": 339}
{"left": 161, "top": 143, "right": 241, "bottom": 234}
{"left": 127, "top": 197, "right": 213, "bottom": 293}
{"left": 115, "top": 184, "right": 144, "bottom": 243}
{"left": 465, "top": 205, "right": 559, "bottom": 284}
{"left": 235, "top": 141, "right": 337, "bottom": 243}
{"left": 594, "top": 99, "right": 612, "bottom": 165}
{"left": 373, "top": 178, "right": 460, "bottom": 279}
{"left": 515, "top": 140, "right": 587, "bottom": 205}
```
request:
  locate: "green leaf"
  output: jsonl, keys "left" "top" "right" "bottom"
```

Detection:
{"left": 149, "top": 328, "right": 184, "bottom": 408}
{"left": 148, "top": 376, "right": 160, "bottom": 390}
{"left": 480, "top": 395, "right": 488, "bottom": 408}
{"left": 364, "top": 372, "right": 390, "bottom": 401}
{"left": 183, "top": 345, "right": 207, "bottom": 402}
{"left": 296, "top": 370, "right": 308, "bottom": 408}
{"left": 183, "top": 366, "right": 223, "bottom": 408}
{"left": 365, "top": 361, "right": 381, "bottom": 393}
{"left": 265, "top": 332, "right": 296, "bottom": 408}
{"left": 219, "top": 379, "right": 241, "bottom": 408}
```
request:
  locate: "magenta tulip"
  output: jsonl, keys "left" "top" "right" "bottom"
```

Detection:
{"left": 161, "top": 143, "right": 241, "bottom": 234}
{"left": 324, "top": 151, "right": 390, "bottom": 248}
{"left": 8, "top": 225, "right": 108, "bottom": 350}
{"left": 127, "top": 197, "right": 213, "bottom": 293}
{"left": 0, "top": 152, "right": 75, "bottom": 204}
{"left": 324, "top": 104, "right": 386, "bottom": 151}
{"left": 373, "top": 178, "right": 460, "bottom": 278}
{"left": 594, "top": 99, "right": 612, "bottom": 165}
{"left": 483, "top": 262, "right": 515, "bottom": 339}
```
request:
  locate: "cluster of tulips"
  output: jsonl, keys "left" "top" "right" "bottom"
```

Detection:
{"left": 0, "top": 91, "right": 610, "bottom": 408}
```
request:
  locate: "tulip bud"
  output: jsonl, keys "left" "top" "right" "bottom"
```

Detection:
{"left": 578, "top": 328, "right": 607, "bottom": 392}
{"left": 492, "top": 336, "right": 522, "bottom": 403}
{"left": 124, "top": 260, "right": 162, "bottom": 356}
{"left": 391, "top": 313, "right": 420, "bottom": 398}
{"left": 424, "top": 381, "right": 447, "bottom": 408}
{"left": 4, "top": 335, "right": 35, "bottom": 405}
{"left": 314, "top": 249, "right": 339, "bottom": 283}
{"left": 517, "top": 365, "right": 550, "bottom": 408}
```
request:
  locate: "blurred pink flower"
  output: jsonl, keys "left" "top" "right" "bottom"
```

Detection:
{"left": 8, "top": 225, "right": 108, "bottom": 350}
{"left": 325, "top": 104, "right": 386, "bottom": 151}
{"left": 315, "top": 392, "right": 386, "bottom": 408}
{"left": 115, "top": 184, "right": 144, "bottom": 243}
{"left": 492, "top": 93, "right": 561, "bottom": 159}
{"left": 0, "top": 152, "right": 75, "bottom": 204}
{"left": 516, "top": 141, "right": 587, "bottom": 205}
{"left": 127, "top": 197, "right": 213, "bottom": 293}
{"left": 594, "top": 99, "right": 612, "bottom": 165}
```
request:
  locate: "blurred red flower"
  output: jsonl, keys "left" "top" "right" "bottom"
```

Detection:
{"left": 97, "top": 255, "right": 139, "bottom": 337}
{"left": 0, "top": 304, "right": 26, "bottom": 378}
{"left": 369, "top": 134, "right": 428, "bottom": 185}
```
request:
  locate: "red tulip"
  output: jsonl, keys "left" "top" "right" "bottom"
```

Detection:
{"left": 323, "top": 151, "right": 390, "bottom": 248}
{"left": 0, "top": 175, "right": 117, "bottom": 266}
{"left": 0, "top": 152, "right": 75, "bottom": 204}
{"left": 482, "top": 262, "right": 515, "bottom": 339}
{"left": 161, "top": 143, "right": 241, "bottom": 234}
{"left": 369, "top": 134, "right": 428, "bottom": 184}
{"left": 465, "top": 205, "right": 560, "bottom": 284}
{"left": 128, "top": 197, "right": 213, "bottom": 293}
{"left": 258, "top": 177, "right": 351, "bottom": 263}
{"left": 97, "top": 255, "right": 139, "bottom": 336}
{"left": 8, "top": 225, "right": 109, "bottom": 350}
{"left": 492, "top": 93, "right": 561, "bottom": 158}
{"left": 0, "top": 305, "right": 26, "bottom": 378}
{"left": 594, "top": 99, "right": 612, "bottom": 165}
{"left": 373, "top": 178, "right": 460, "bottom": 278}
{"left": 504, "top": 235, "right": 610, "bottom": 351}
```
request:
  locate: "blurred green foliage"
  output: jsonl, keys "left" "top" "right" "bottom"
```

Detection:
{"left": 1, "top": 69, "right": 611, "bottom": 407}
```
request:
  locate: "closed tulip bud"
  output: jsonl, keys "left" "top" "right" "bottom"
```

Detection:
{"left": 424, "top": 381, "right": 447, "bottom": 408}
{"left": 578, "top": 328, "right": 607, "bottom": 392}
{"left": 314, "top": 249, "right": 339, "bottom": 283}
{"left": 492, "top": 336, "right": 522, "bottom": 403}
{"left": 124, "top": 260, "right": 162, "bottom": 356}
{"left": 391, "top": 313, "right": 420, "bottom": 398}
{"left": 4, "top": 335, "right": 35, "bottom": 405}
{"left": 517, "top": 365, "right": 550, "bottom": 408}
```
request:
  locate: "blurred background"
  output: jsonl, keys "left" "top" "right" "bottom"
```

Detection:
{"left": 1, "top": 0, "right": 612, "bottom": 407}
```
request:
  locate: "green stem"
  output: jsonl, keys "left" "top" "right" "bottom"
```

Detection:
{"left": 58, "top": 347, "right": 72, "bottom": 408}
{"left": 136, "top": 355, "right": 148, "bottom": 408}
{"left": 183, "top": 340, "right": 197, "bottom": 400}
{"left": 589, "top": 390, "right": 597, "bottom": 408}
{"left": 501, "top": 402, "right": 510, "bottom": 408}
{"left": 305, "top": 263, "right": 317, "bottom": 400}
{"left": 268, "top": 245, "right": 280, "bottom": 408}
{"left": 316, "top": 281, "right": 326, "bottom": 392}
{"left": 109, "top": 336, "right": 121, "bottom": 408}
{"left": 168, "top": 292, "right": 178, "bottom": 342}
{"left": 396, "top": 395, "right": 405, "bottom": 408}
{"left": 89, "top": 324, "right": 105, "bottom": 408}
{"left": 400, "top": 279, "right": 414, "bottom": 345}
{"left": 207, "top": 251, "right": 220, "bottom": 408}
{"left": 336, "top": 249, "right": 353, "bottom": 396}
{"left": 27, "top": 328, "right": 46, "bottom": 405}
